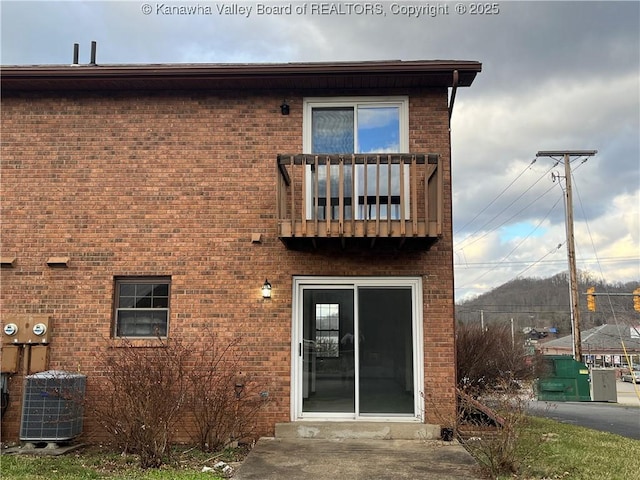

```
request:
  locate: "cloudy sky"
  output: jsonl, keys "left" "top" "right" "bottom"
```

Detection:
{"left": 2, "top": 0, "right": 638, "bottom": 301}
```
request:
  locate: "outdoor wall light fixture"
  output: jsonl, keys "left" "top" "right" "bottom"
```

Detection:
{"left": 262, "top": 279, "right": 272, "bottom": 298}
{"left": 280, "top": 100, "right": 290, "bottom": 115}
{"left": 234, "top": 383, "right": 245, "bottom": 399}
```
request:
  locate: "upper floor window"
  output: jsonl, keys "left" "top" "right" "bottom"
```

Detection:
{"left": 113, "top": 277, "right": 170, "bottom": 338}
{"left": 304, "top": 96, "right": 408, "bottom": 153}
{"left": 303, "top": 97, "right": 409, "bottom": 220}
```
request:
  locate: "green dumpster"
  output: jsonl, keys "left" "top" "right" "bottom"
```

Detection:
{"left": 537, "top": 355, "right": 591, "bottom": 402}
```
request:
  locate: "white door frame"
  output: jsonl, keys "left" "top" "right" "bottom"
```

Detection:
{"left": 290, "top": 276, "right": 424, "bottom": 422}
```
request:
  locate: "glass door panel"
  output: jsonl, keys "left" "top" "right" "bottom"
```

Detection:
{"left": 312, "top": 107, "right": 354, "bottom": 153}
{"left": 358, "top": 288, "right": 414, "bottom": 415}
{"left": 356, "top": 105, "right": 400, "bottom": 152}
{"left": 302, "top": 289, "right": 355, "bottom": 413}
{"left": 356, "top": 105, "right": 405, "bottom": 220}
{"left": 311, "top": 108, "right": 355, "bottom": 221}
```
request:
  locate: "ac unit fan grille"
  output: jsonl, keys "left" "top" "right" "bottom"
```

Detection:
{"left": 20, "top": 371, "right": 86, "bottom": 442}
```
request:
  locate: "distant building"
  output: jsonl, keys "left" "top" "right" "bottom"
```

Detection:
{"left": 537, "top": 324, "right": 640, "bottom": 368}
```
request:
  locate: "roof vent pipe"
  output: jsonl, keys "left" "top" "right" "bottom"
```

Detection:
{"left": 72, "top": 43, "right": 79, "bottom": 66}
{"left": 89, "top": 41, "right": 97, "bottom": 66}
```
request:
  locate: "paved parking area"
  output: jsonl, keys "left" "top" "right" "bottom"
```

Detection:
{"left": 616, "top": 379, "right": 640, "bottom": 407}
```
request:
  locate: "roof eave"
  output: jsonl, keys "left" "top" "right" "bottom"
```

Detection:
{"left": 0, "top": 60, "right": 482, "bottom": 92}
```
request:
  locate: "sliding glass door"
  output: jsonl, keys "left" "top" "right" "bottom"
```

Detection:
{"left": 294, "top": 278, "right": 423, "bottom": 420}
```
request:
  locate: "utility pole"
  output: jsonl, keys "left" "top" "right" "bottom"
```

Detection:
{"left": 536, "top": 150, "right": 597, "bottom": 362}
{"left": 510, "top": 318, "right": 515, "bottom": 347}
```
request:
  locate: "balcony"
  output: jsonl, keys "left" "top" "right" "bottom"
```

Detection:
{"left": 277, "top": 153, "right": 443, "bottom": 250}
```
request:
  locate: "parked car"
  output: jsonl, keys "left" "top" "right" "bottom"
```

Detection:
{"left": 621, "top": 370, "right": 640, "bottom": 383}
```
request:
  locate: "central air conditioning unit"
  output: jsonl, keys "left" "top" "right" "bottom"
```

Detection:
{"left": 20, "top": 370, "right": 86, "bottom": 443}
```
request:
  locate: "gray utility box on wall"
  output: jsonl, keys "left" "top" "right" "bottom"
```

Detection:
{"left": 590, "top": 368, "right": 617, "bottom": 403}
{"left": 20, "top": 370, "right": 87, "bottom": 442}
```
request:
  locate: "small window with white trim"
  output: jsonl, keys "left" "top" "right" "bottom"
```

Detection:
{"left": 113, "top": 277, "right": 170, "bottom": 338}
{"left": 303, "top": 97, "right": 409, "bottom": 220}
{"left": 315, "top": 303, "right": 340, "bottom": 358}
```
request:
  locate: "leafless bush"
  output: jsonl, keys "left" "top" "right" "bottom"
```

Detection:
{"left": 185, "top": 334, "right": 269, "bottom": 452}
{"left": 457, "top": 385, "right": 540, "bottom": 479}
{"left": 456, "top": 322, "right": 544, "bottom": 395}
{"left": 88, "top": 334, "right": 269, "bottom": 468}
{"left": 421, "top": 323, "right": 548, "bottom": 478}
{"left": 425, "top": 383, "right": 540, "bottom": 479}
{"left": 89, "top": 339, "right": 190, "bottom": 468}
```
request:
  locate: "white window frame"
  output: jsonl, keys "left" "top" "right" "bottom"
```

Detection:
{"left": 290, "top": 276, "right": 424, "bottom": 422}
{"left": 113, "top": 276, "right": 171, "bottom": 338}
{"left": 303, "top": 96, "right": 410, "bottom": 220}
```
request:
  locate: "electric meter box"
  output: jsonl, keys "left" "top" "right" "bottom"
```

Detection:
{"left": 1, "top": 345, "right": 20, "bottom": 373}
{"left": 2, "top": 315, "right": 51, "bottom": 344}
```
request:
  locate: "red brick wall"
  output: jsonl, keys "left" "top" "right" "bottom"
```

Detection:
{"left": 0, "top": 88, "right": 456, "bottom": 442}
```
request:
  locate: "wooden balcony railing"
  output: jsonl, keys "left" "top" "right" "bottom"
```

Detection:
{"left": 277, "top": 153, "right": 443, "bottom": 249}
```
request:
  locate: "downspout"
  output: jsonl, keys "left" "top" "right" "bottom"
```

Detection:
{"left": 448, "top": 70, "right": 459, "bottom": 125}
{"left": 449, "top": 69, "right": 459, "bottom": 409}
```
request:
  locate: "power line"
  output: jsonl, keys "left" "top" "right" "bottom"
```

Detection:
{"left": 571, "top": 169, "right": 635, "bottom": 366}
{"left": 514, "top": 242, "right": 566, "bottom": 279}
{"left": 455, "top": 160, "right": 558, "bottom": 251}
{"left": 456, "top": 180, "right": 561, "bottom": 255}
{"left": 456, "top": 157, "right": 538, "bottom": 234}
{"left": 454, "top": 255, "right": 638, "bottom": 268}
{"left": 454, "top": 153, "right": 598, "bottom": 273}
{"left": 457, "top": 194, "right": 564, "bottom": 286}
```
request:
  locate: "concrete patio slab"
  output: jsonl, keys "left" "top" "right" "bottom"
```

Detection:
{"left": 233, "top": 437, "right": 482, "bottom": 480}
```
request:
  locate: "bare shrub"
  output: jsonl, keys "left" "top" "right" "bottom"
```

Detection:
{"left": 438, "top": 323, "right": 550, "bottom": 478}
{"left": 457, "top": 385, "right": 540, "bottom": 479}
{"left": 186, "top": 334, "right": 269, "bottom": 452}
{"left": 425, "top": 384, "right": 540, "bottom": 479}
{"left": 456, "top": 322, "right": 544, "bottom": 395}
{"left": 89, "top": 339, "right": 190, "bottom": 468}
{"left": 88, "top": 335, "right": 268, "bottom": 468}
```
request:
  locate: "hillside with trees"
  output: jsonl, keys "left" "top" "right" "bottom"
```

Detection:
{"left": 456, "top": 272, "right": 639, "bottom": 335}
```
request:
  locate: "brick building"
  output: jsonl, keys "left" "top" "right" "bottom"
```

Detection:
{"left": 1, "top": 60, "right": 481, "bottom": 443}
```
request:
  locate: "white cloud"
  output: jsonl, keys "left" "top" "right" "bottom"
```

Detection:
{"left": 450, "top": 63, "right": 639, "bottom": 299}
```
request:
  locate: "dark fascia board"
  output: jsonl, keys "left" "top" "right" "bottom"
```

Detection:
{"left": 0, "top": 60, "right": 482, "bottom": 92}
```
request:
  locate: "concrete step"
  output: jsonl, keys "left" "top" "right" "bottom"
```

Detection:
{"left": 275, "top": 421, "right": 442, "bottom": 440}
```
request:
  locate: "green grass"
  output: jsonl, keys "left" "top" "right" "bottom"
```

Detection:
{"left": 0, "top": 446, "right": 231, "bottom": 480}
{"left": 2, "top": 419, "right": 639, "bottom": 480}
{"left": 504, "top": 416, "right": 640, "bottom": 480}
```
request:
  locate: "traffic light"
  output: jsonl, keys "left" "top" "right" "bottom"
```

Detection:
{"left": 586, "top": 286, "right": 596, "bottom": 312}
{"left": 634, "top": 288, "right": 640, "bottom": 312}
